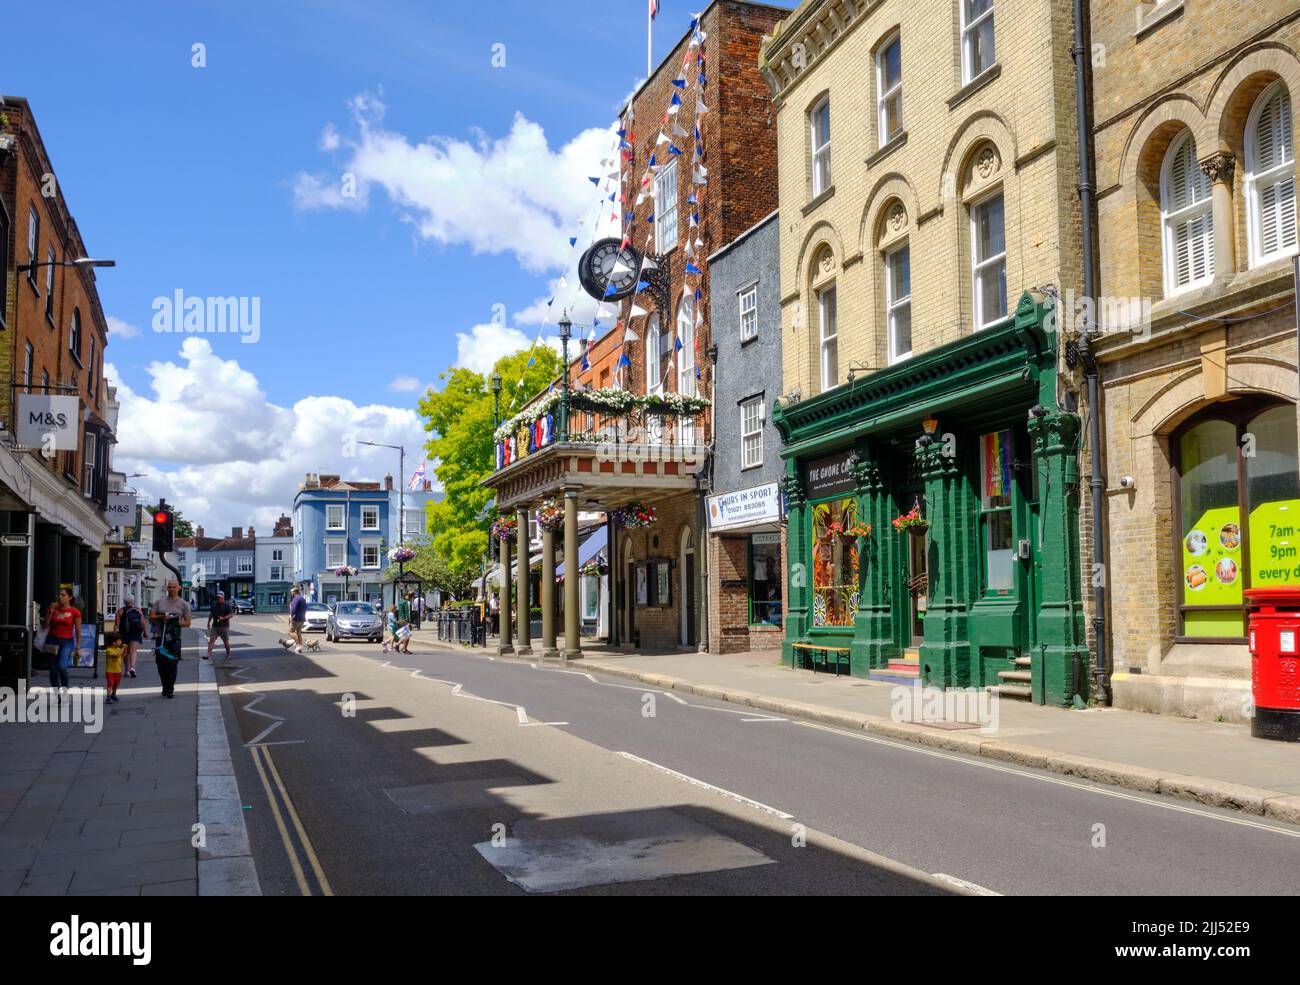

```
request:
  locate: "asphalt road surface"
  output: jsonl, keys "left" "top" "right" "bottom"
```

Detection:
{"left": 210, "top": 616, "right": 1300, "bottom": 896}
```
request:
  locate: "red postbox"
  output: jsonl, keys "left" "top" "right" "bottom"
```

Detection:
{"left": 1244, "top": 586, "right": 1300, "bottom": 741}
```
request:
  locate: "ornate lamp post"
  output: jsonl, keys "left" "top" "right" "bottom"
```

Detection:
{"left": 491, "top": 371, "right": 502, "bottom": 428}
{"left": 558, "top": 311, "right": 572, "bottom": 441}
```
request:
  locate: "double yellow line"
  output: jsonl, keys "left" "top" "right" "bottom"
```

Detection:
{"left": 249, "top": 744, "right": 334, "bottom": 896}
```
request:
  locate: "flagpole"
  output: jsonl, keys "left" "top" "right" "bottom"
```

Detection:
{"left": 647, "top": 1, "right": 652, "bottom": 78}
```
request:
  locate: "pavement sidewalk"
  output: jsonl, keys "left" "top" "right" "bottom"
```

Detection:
{"left": 0, "top": 632, "right": 258, "bottom": 896}
{"left": 522, "top": 647, "right": 1300, "bottom": 825}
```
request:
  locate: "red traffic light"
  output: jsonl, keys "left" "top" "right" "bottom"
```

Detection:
{"left": 154, "top": 511, "right": 170, "bottom": 525}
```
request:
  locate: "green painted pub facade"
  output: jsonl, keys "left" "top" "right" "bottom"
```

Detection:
{"left": 772, "top": 293, "right": 1090, "bottom": 706}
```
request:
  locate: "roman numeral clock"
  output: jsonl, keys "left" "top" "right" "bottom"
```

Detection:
{"left": 577, "top": 237, "right": 670, "bottom": 313}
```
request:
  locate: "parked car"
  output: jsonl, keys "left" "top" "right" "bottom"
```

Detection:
{"left": 303, "top": 602, "right": 331, "bottom": 633}
{"left": 231, "top": 597, "right": 255, "bottom": 614}
{"left": 327, "top": 602, "right": 383, "bottom": 643}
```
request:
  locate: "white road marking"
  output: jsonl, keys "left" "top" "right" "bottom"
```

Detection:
{"left": 516, "top": 706, "right": 529, "bottom": 725}
{"left": 932, "top": 873, "right": 1001, "bottom": 896}
{"left": 795, "top": 721, "right": 1300, "bottom": 839}
{"left": 616, "top": 751, "right": 794, "bottom": 820}
{"left": 740, "top": 717, "right": 788, "bottom": 723}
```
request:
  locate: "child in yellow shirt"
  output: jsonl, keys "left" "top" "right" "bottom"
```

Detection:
{"left": 104, "top": 633, "right": 125, "bottom": 704}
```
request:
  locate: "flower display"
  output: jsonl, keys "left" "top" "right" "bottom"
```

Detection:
{"left": 534, "top": 501, "right": 565, "bottom": 533}
{"left": 389, "top": 547, "right": 416, "bottom": 563}
{"left": 611, "top": 502, "right": 656, "bottom": 529}
{"left": 490, "top": 515, "right": 518, "bottom": 542}
{"left": 493, "top": 387, "right": 707, "bottom": 445}
{"left": 847, "top": 524, "right": 873, "bottom": 538}
{"left": 333, "top": 565, "right": 358, "bottom": 577}
{"left": 892, "top": 505, "right": 929, "bottom": 534}
{"left": 578, "top": 556, "right": 609, "bottom": 577}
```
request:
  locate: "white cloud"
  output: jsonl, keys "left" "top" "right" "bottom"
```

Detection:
{"left": 453, "top": 322, "right": 563, "bottom": 376}
{"left": 104, "top": 339, "right": 427, "bottom": 535}
{"left": 295, "top": 92, "right": 619, "bottom": 274}
{"left": 106, "top": 316, "right": 140, "bottom": 340}
{"left": 319, "top": 123, "right": 341, "bottom": 151}
{"left": 387, "top": 375, "right": 422, "bottom": 393}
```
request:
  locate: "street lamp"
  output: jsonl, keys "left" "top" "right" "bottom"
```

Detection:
{"left": 358, "top": 440, "right": 406, "bottom": 548}
{"left": 491, "top": 372, "right": 502, "bottom": 429}
{"left": 558, "top": 311, "right": 572, "bottom": 441}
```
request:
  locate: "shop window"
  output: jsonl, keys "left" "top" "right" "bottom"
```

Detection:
{"left": 811, "top": 497, "right": 859, "bottom": 627}
{"left": 749, "top": 533, "right": 782, "bottom": 626}
{"left": 980, "top": 429, "right": 1015, "bottom": 594}
{"left": 1175, "top": 401, "right": 1300, "bottom": 640}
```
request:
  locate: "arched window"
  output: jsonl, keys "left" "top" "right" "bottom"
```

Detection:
{"left": 810, "top": 247, "right": 838, "bottom": 392}
{"left": 878, "top": 199, "right": 911, "bottom": 362}
{"left": 1246, "top": 81, "right": 1296, "bottom": 267}
{"left": 1161, "top": 131, "right": 1214, "bottom": 294}
{"left": 677, "top": 295, "right": 696, "bottom": 445}
{"left": 1173, "top": 400, "right": 1300, "bottom": 640}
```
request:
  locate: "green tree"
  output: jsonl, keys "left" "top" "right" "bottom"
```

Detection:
{"left": 146, "top": 504, "right": 195, "bottom": 539}
{"left": 389, "top": 537, "right": 478, "bottom": 599}
{"left": 418, "top": 346, "right": 561, "bottom": 585}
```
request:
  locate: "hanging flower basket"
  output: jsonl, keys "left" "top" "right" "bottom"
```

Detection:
{"left": 333, "top": 565, "right": 358, "bottom": 577}
{"left": 578, "top": 556, "right": 609, "bottom": 577}
{"left": 389, "top": 547, "right": 416, "bottom": 564}
{"left": 892, "top": 506, "right": 929, "bottom": 536}
{"left": 490, "top": 515, "right": 518, "bottom": 542}
{"left": 534, "top": 501, "right": 565, "bottom": 533}
{"left": 611, "top": 502, "right": 656, "bottom": 529}
{"left": 847, "top": 524, "right": 873, "bottom": 539}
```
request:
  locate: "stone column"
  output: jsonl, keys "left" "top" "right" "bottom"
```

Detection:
{"left": 780, "top": 464, "right": 808, "bottom": 668}
{"left": 849, "top": 447, "right": 897, "bottom": 674}
{"left": 541, "top": 525, "right": 558, "bottom": 659}
{"left": 1200, "top": 152, "right": 1236, "bottom": 280}
{"left": 497, "top": 531, "right": 513, "bottom": 655}
{"left": 918, "top": 437, "right": 975, "bottom": 689}
{"left": 1029, "top": 411, "right": 1089, "bottom": 706}
{"left": 562, "top": 489, "right": 581, "bottom": 659}
{"left": 515, "top": 507, "right": 532, "bottom": 656}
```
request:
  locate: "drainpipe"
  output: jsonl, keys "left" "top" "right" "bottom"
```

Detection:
{"left": 1072, "top": 0, "right": 1108, "bottom": 704}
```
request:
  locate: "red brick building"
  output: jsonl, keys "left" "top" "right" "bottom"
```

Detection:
{"left": 0, "top": 96, "right": 114, "bottom": 682}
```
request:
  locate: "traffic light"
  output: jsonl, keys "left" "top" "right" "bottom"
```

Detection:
{"left": 152, "top": 508, "right": 175, "bottom": 554}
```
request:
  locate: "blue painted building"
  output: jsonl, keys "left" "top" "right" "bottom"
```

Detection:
{"left": 292, "top": 473, "right": 392, "bottom": 603}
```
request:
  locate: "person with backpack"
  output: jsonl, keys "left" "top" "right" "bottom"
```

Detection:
{"left": 115, "top": 596, "right": 148, "bottom": 679}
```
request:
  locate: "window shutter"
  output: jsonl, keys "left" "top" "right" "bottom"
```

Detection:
{"left": 1255, "top": 89, "right": 1296, "bottom": 258}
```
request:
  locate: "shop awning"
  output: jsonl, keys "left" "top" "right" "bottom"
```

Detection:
{"left": 555, "top": 525, "right": 607, "bottom": 578}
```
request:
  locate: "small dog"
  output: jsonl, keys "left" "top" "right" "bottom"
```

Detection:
{"left": 278, "top": 637, "right": 321, "bottom": 652}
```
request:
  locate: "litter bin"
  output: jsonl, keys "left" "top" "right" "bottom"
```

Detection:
{"left": 1244, "top": 586, "right": 1300, "bottom": 741}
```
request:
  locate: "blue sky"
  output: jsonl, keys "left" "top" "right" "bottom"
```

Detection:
{"left": 4, "top": 0, "right": 713, "bottom": 531}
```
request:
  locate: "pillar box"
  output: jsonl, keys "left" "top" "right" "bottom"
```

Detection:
{"left": 1244, "top": 586, "right": 1300, "bottom": 742}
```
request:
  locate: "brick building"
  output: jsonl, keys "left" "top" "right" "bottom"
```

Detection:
{"left": 761, "top": 0, "right": 1091, "bottom": 704}
{"left": 485, "top": 0, "right": 786, "bottom": 657}
{"left": 1091, "top": 3, "right": 1300, "bottom": 723}
{"left": 0, "top": 96, "right": 113, "bottom": 684}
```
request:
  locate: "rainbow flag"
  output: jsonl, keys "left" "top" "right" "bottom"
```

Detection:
{"left": 984, "top": 430, "right": 1012, "bottom": 499}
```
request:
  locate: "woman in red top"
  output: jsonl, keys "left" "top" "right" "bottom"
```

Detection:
{"left": 41, "top": 588, "right": 81, "bottom": 691}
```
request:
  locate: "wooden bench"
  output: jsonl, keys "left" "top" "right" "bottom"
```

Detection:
{"left": 792, "top": 642, "right": 850, "bottom": 676}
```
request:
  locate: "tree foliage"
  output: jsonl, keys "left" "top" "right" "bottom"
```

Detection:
{"left": 418, "top": 345, "right": 561, "bottom": 586}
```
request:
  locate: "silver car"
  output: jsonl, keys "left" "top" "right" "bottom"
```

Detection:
{"left": 303, "top": 602, "right": 331, "bottom": 633}
{"left": 326, "top": 601, "right": 383, "bottom": 643}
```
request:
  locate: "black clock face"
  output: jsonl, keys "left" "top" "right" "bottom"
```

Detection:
{"left": 578, "top": 238, "right": 642, "bottom": 302}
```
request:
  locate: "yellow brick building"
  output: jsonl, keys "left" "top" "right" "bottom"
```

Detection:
{"left": 1093, "top": 2, "right": 1300, "bottom": 725}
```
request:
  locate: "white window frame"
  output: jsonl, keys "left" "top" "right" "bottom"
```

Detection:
{"left": 220, "top": 556, "right": 230, "bottom": 575}
{"left": 818, "top": 285, "right": 838, "bottom": 392}
{"left": 237, "top": 556, "right": 253, "bottom": 574}
{"left": 740, "top": 396, "right": 764, "bottom": 470}
{"left": 360, "top": 504, "right": 380, "bottom": 531}
{"left": 655, "top": 158, "right": 680, "bottom": 252}
{"left": 1245, "top": 80, "right": 1297, "bottom": 269}
{"left": 26, "top": 206, "right": 38, "bottom": 279}
{"left": 203, "top": 558, "right": 216, "bottom": 576}
{"left": 361, "top": 541, "right": 381, "bottom": 569}
{"left": 1161, "top": 131, "right": 1215, "bottom": 296}
{"left": 678, "top": 296, "right": 696, "bottom": 445}
{"left": 82, "top": 431, "right": 96, "bottom": 497}
{"left": 44, "top": 247, "right": 55, "bottom": 314}
{"left": 69, "top": 309, "right": 82, "bottom": 359}
{"left": 23, "top": 342, "right": 33, "bottom": 389}
{"left": 971, "top": 191, "right": 1007, "bottom": 329}
{"left": 272, "top": 548, "right": 283, "bottom": 562}
{"left": 326, "top": 503, "right": 345, "bottom": 531}
{"left": 738, "top": 284, "right": 758, "bottom": 342}
{"left": 325, "top": 540, "right": 346, "bottom": 569}
{"left": 960, "top": 0, "right": 996, "bottom": 85}
{"left": 810, "top": 97, "right": 832, "bottom": 197}
{"left": 885, "top": 243, "right": 913, "bottom": 362}
{"left": 645, "top": 314, "right": 664, "bottom": 445}
{"left": 876, "top": 33, "right": 903, "bottom": 148}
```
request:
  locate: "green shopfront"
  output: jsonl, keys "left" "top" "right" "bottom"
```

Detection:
{"left": 772, "top": 293, "right": 1090, "bottom": 706}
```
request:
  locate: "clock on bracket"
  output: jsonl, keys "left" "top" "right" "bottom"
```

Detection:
{"left": 578, "top": 238, "right": 644, "bottom": 302}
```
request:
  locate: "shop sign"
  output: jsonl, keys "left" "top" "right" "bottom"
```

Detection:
{"left": 707, "top": 482, "right": 782, "bottom": 531}
{"left": 106, "top": 494, "right": 138, "bottom": 526}
{"left": 107, "top": 546, "right": 131, "bottom": 569}
{"left": 805, "top": 450, "right": 857, "bottom": 501}
{"left": 1182, "top": 498, "right": 1300, "bottom": 601}
{"left": 16, "top": 395, "right": 80, "bottom": 451}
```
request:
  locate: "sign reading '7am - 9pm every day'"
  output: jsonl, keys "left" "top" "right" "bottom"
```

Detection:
{"left": 1182, "top": 499, "right": 1300, "bottom": 602}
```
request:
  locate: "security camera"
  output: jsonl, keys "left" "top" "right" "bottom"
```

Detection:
{"left": 1119, "top": 476, "right": 1135, "bottom": 489}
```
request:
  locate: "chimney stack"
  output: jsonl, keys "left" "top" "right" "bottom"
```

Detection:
{"left": 196, "top": 525, "right": 205, "bottom": 539}
{"left": 384, "top": 473, "right": 393, "bottom": 491}
{"left": 248, "top": 527, "right": 256, "bottom": 539}
{"left": 231, "top": 526, "right": 242, "bottom": 539}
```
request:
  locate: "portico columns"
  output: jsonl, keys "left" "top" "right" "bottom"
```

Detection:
{"left": 919, "top": 438, "right": 975, "bottom": 689}
{"left": 562, "top": 489, "right": 581, "bottom": 659}
{"left": 849, "top": 448, "right": 897, "bottom": 674}
{"left": 515, "top": 507, "right": 532, "bottom": 656}
{"left": 497, "top": 530, "right": 513, "bottom": 655}
{"left": 541, "top": 524, "right": 558, "bottom": 659}
{"left": 1200, "top": 152, "right": 1237, "bottom": 280}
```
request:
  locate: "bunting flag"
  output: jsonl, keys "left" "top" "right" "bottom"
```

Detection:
{"left": 407, "top": 460, "right": 427, "bottom": 491}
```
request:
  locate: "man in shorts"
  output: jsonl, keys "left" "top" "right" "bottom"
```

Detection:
{"left": 207, "top": 591, "right": 234, "bottom": 660}
{"left": 288, "top": 586, "right": 307, "bottom": 654}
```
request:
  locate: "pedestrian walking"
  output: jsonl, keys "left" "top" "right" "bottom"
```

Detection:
{"left": 115, "top": 595, "right": 148, "bottom": 678}
{"left": 40, "top": 588, "right": 81, "bottom": 696}
{"left": 149, "top": 580, "right": 192, "bottom": 699}
{"left": 206, "top": 591, "right": 234, "bottom": 660}
{"left": 104, "top": 632, "right": 125, "bottom": 703}
{"left": 288, "top": 586, "right": 307, "bottom": 654}
{"left": 382, "top": 604, "right": 399, "bottom": 653}
{"left": 396, "top": 594, "right": 412, "bottom": 653}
